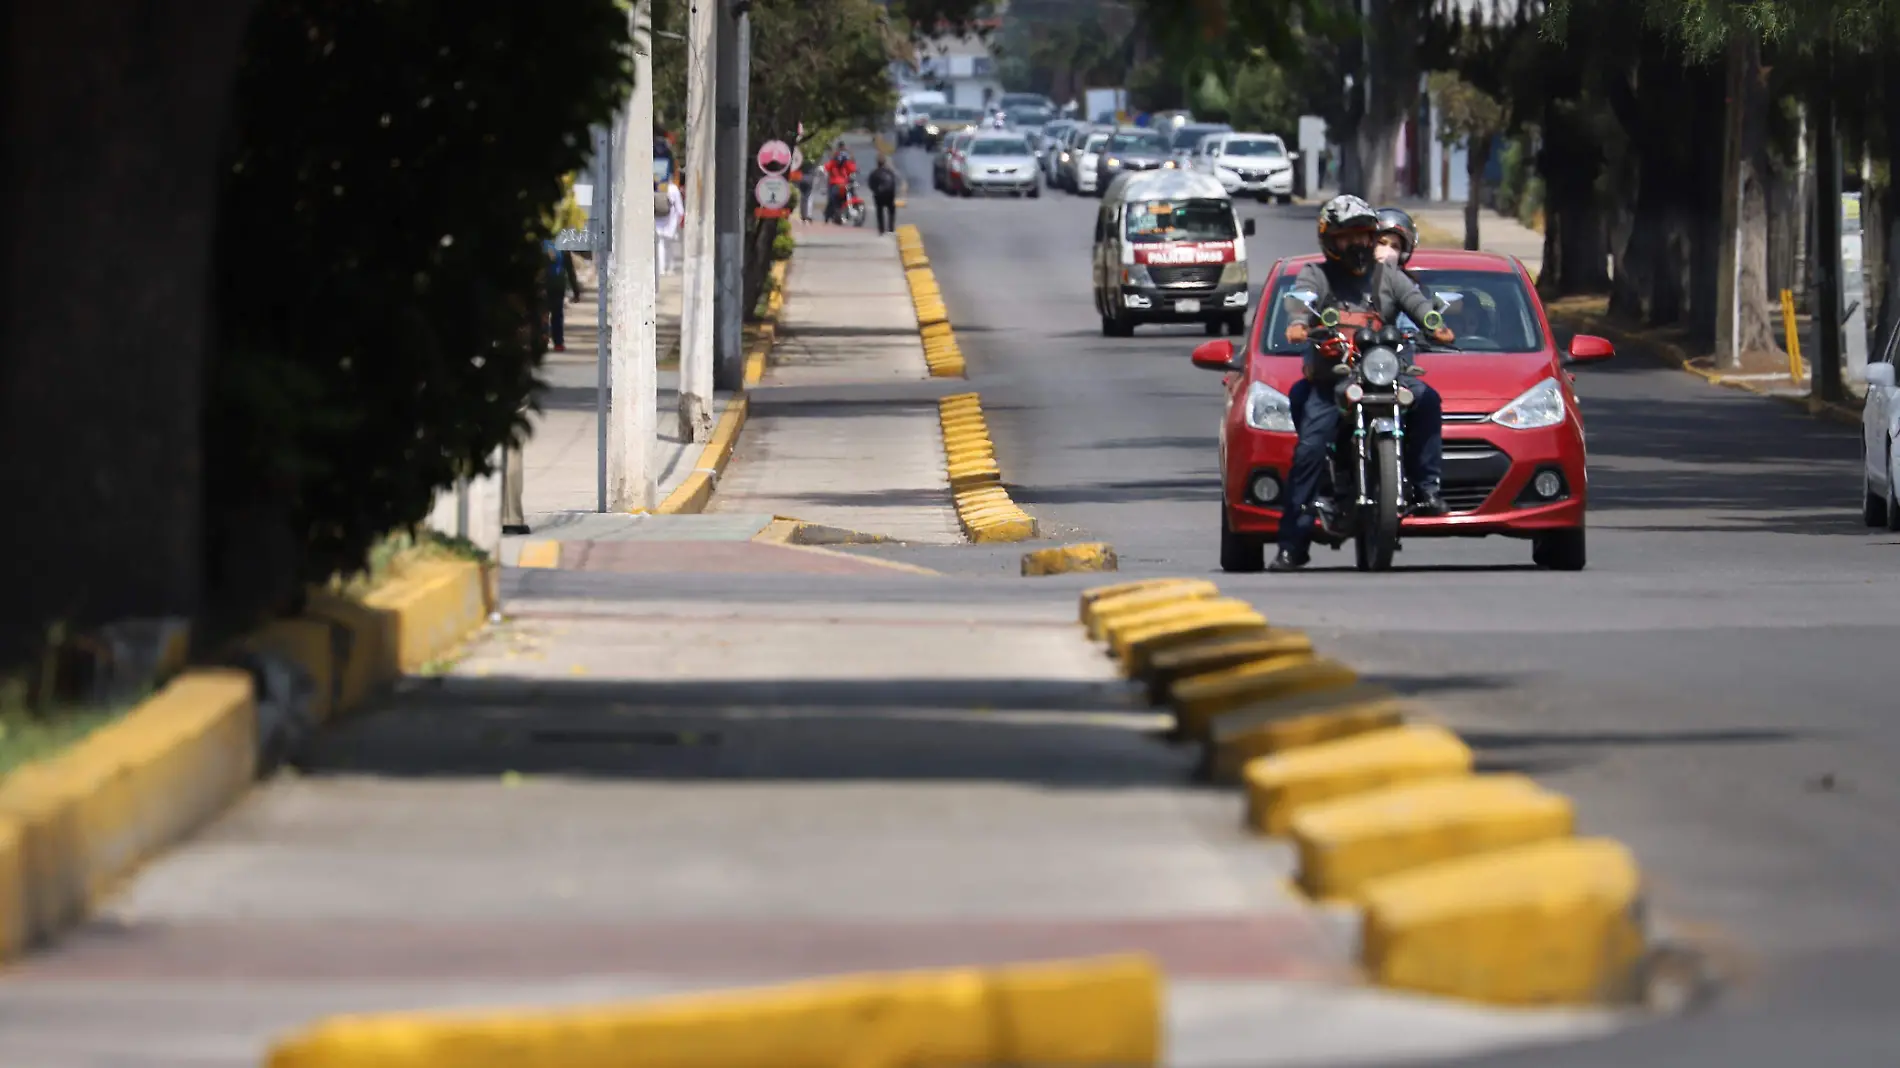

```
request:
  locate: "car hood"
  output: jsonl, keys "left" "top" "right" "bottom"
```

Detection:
{"left": 1411, "top": 352, "right": 1557, "bottom": 410}
{"left": 1108, "top": 149, "right": 1167, "bottom": 162}
{"left": 1220, "top": 154, "right": 1291, "bottom": 170}
{"left": 971, "top": 155, "right": 1037, "bottom": 168}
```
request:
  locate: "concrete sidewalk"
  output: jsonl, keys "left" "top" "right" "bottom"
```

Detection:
{"left": 710, "top": 222, "right": 963, "bottom": 544}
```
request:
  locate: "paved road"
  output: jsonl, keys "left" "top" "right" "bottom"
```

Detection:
{"left": 882, "top": 147, "right": 1900, "bottom": 1065}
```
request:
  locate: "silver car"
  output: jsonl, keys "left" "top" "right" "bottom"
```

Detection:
{"left": 959, "top": 134, "right": 1041, "bottom": 197}
{"left": 1066, "top": 130, "right": 1109, "bottom": 194}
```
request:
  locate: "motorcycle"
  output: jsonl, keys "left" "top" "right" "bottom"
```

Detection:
{"left": 1286, "top": 288, "right": 1449, "bottom": 571}
{"left": 843, "top": 177, "right": 868, "bottom": 228}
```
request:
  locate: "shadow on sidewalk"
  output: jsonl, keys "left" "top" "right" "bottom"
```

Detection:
{"left": 290, "top": 675, "right": 1203, "bottom": 789}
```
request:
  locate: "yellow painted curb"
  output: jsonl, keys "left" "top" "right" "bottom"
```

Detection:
{"left": 0, "top": 669, "right": 255, "bottom": 959}
{"left": 1103, "top": 597, "right": 1256, "bottom": 654}
{"left": 1243, "top": 724, "right": 1472, "bottom": 837}
{"left": 1022, "top": 542, "right": 1119, "bottom": 577}
{"left": 1171, "top": 655, "right": 1361, "bottom": 741}
{"left": 656, "top": 395, "right": 751, "bottom": 515}
{"left": 1360, "top": 838, "right": 1646, "bottom": 1005}
{"left": 361, "top": 559, "right": 493, "bottom": 674}
{"left": 1084, "top": 580, "right": 1221, "bottom": 638}
{"left": 1078, "top": 578, "right": 1201, "bottom": 623}
{"left": 240, "top": 619, "right": 338, "bottom": 723}
{"left": 516, "top": 540, "right": 561, "bottom": 569}
{"left": 266, "top": 954, "right": 1163, "bottom": 1068}
{"left": 967, "top": 514, "right": 1038, "bottom": 542}
{"left": 1111, "top": 603, "right": 1266, "bottom": 662}
{"left": 1206, "top": 685, "right": 1410, "bottom": 783}
{"left": 1121, "top": 618, "right": 1272, "bottom": 680}
{"left": 1291, "top": 774, "right": 1574, "bottom": 903}
{"left": 1143, "top": 629, "right": 1314, "bottom": 697}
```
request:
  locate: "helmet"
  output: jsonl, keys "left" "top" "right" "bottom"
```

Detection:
{"left": 1375, "top": 207, "right": 1418, "bottom": 265}
{"left": 1317, "top": 195, "right": 1379, "bottom": 273}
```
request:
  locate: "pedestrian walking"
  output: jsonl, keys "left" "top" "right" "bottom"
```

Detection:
{"left": 542, "top": 239, "right": 582, "bottom": 351}
{"left": 868, "top": 155, "right": 898, "bottom": 235}
{"left": 655, "top": 174, "right": 684, "bottom": 274}
{"left": 796, "top": 160, "right": 816, "bottom": 222}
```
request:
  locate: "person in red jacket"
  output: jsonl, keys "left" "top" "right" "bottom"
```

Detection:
{"left": 823, "top": 142, "right": 856, "bottom": 224}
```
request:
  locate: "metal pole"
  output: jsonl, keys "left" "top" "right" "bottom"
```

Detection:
{"left": 610, "top": 0, "right": 659, "bottom": 512}
{"left": 594, "top": 124, "right": 614, "bottom": 511}
{"left": 678, "top": 0, "right": 719, "bottom": 441}
{"left": 1813, "top": 72, "right": 1845, "bottom": 403}
{"left": 713, "top": 0, "right": 745, "bottom": 391}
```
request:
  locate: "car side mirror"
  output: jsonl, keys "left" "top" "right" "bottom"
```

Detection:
{"left": 1867, "top": 362, "right": 1898, "bottom": 388}
{"left": 1242, "top": 218, "right": 1257, "bottom": 237}
{"left": 1191, "top": 338, "right": 1241, "bottom": 372}
{"left": 1564, "top": 334, "right": 1615, "bottom": 365}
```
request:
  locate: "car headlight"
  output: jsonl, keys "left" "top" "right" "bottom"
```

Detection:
{"left": 1122, "top": 263, "right": 1154, "bottom": 287}
{"left": 1362, "top": 346, "right": 1401, "bottom": 388}
{"left": 1245, "top": 381, "right": 1295, "bottom": 432}
{"left": 1106, "top": 157, "right": 1121, "bottom": 167}
{"left": 926, "top": 125, "right": 940, "bottom": 135}
{"left": 1491, "top": 377, "right": 1566, "bottom": 430}
{"left": 1219, "top": 261, "right": 1247, "bottom": 285}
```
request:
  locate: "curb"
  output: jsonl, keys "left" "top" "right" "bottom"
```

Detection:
{"left": 652, "top": 258, "right": 790, "bottom": 516}
{"left": 1073, "top": 576, "right": 1673, "bottom": 1008}
{"left": 1022, "top": 542, "right": 1118, "bottom": 576}
{"left": 0, "top": 557, "right": 496, "bottom": 962}
{"left": 937, "top": 393, "right": 1038, "bottom": 543}
{"left": 894, "top": 225, "right": 967, "bottom": 378}
{"left": 265, "top": 954, "right": 1162, "bottom": 1067}
{"left": 1546, "top": 302, "right": 1863, "bottom": 428}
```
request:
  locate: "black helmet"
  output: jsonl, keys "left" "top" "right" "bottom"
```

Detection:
{"left": 1317, "top": 195, "right": 1379, "bottom": 274}
{"left": 1375, "top": 207, "right": 1418, "bottom": 265}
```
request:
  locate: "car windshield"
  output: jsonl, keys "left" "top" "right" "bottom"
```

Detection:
{"left": 1254, "top": 268, "right": 1548, "bottom": 355}
{"left": 1223, "top": 138, "right": 1285, "bottom": 157}
{"left": 1083, "top": 134, "right": 1109, "bottom": 152}
{"left": 969, "top": 138, "right": 1031, "bottom": 156}
{"left": 1008, "top": 108, "right": 1052, "bottom": 126}
{"left": 1171, "top": 126, "right": 1227, "bottom": 150}
{"left": 1107, "top": 130, "right": 1167, "bottom": 152}
{"left": 1124, "top": 198, "right": 1237, "bottom": 244}
{"left": 939, "top": 107, "right": 982, "bottom": 121}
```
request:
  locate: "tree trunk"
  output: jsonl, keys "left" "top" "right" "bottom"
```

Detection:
{"left": 1536, "top": 94, "right": 1611, "bottom": 298}
{"left": 1714, "top": 33, "right": 1781, "bottom": 368}
{"left": 0, "top": 0, "right": 259, "bottom": 665}
{"left": 1464, "top": 132, "right": 1485, "bottom": 251}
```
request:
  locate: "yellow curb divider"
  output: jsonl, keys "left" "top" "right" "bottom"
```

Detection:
{"left": 0, "top": 557, "right": 496, "bottom": 961}
{"left": 896, "top": 229, "right": 965, "bottom": 378}
{"left": 266, "top": 954, "right": 1164, "bottom": 1068}
{"left": 1064, "top": 576, "right": 1665, "bottom": 1007}
{"left": 656, "top": 395, "right": 751, "bottom": 515}
{"left": 516, "top": 540, "right": 561, "bottom": 569}
{"left": 935, "top": 394, "right": 1037, "bottom": 543}
{"left": 1021, "top": 542, "right": 1119, "bottom": 577}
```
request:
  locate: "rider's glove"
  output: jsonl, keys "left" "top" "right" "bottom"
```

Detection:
{"left": 1285, "top": 323, "right": 1309, "bottom": 344}
{"left": 1431, "top": 327, "right": 1454, "bottom": 345}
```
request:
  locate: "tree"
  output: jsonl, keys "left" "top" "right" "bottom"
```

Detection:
{"left": 1427, "top": 72, "right": 1506, "bottom": 251}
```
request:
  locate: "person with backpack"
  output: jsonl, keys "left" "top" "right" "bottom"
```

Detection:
{"left": 867, "top": 155, "right": 899, "bottom": 234}
{"left": 655, "top": 172, "right": 684, "bottom": 274}
{"left": 796, "top": 157, "right": 816, "bottom": 222}
{"left": 542, "top": 238, "right": 582, "bottom": 352}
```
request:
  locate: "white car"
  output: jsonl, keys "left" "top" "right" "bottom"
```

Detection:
{"left": 1072, "top": 132, "right": 1109, "bottom": 194}
{"left": 1193, "top": 132, "right": 1296, "bottom": 203}
{"left": 1862, "top": 338, "right": 1900, "bottom": 529}
{"left": 959, "top": 134, "right": 1041, "bottom": 197}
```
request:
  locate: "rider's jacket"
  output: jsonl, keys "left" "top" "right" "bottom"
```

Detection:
{"left": 1283, "top": 260, "right": 1436, "bottom": 382}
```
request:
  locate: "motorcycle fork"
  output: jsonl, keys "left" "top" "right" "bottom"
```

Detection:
{"left": 1352, "top": 405, "right": 1372, "bottom": 506}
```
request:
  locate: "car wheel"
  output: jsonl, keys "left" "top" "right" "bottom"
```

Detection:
{"left": 1277, "top": 194, "right": 1293, "bottom": 205}
{"left": 1532, "top": 528, "right": 1587, "bottom": 571}
{"left": 1029, "top": 185, "right": 1041, "bottom": 198}
{"left": 1220, "top": 504, "right": 1266, "bottom": 573}
{"left": 1226, "top": 314, "right": 1247, "bottom": 336}
{"left": 1864, "top": 477, "right": 1889, "bottom": 527}
{"left": 1204, "top": 319, "right": 1224, "bottom": 337}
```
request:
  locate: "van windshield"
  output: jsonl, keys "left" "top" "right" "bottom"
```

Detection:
{"left": 1125, "top": 198, "right": 1237, "bottom": 243}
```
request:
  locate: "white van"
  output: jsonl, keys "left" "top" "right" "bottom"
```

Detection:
{"left": 896, "top": 90, "right": 949, "bottom": 146}
{"left": 1092, "top": 170, "right": 1255, "bottom": 338}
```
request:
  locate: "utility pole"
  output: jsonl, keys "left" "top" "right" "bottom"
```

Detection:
{"left": 1812, "top": 65, "right": 1845, "bottom": 404}
{"left": 609, "top": 0, "right": 658, "bottom": 512}
{"left": 679, "top": 0, "right": 718, "bottom": 441}
{"left": 592, "top": 124, "right": 614, "bottom": 512}
{"left": 713, "top": 0, "right": 746, "bottom": 391}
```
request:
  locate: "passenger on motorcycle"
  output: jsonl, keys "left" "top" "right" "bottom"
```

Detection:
{"left": 1371, "top": 206, "right": 1448, "bottom": 520}
{"left": 1272, "top": 195, "right": 1454, "bottom": 572}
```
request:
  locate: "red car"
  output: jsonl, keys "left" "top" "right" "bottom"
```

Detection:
{"left": 1191, "top": 248, "right": 1615, "bottom": 571}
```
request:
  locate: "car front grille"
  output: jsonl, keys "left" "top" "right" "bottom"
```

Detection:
{"left": 1149, "top": 265, "right": 1222, "bottom": 288}
{"left": 1439, "top": 441, "right": 1510, "bottom": 514}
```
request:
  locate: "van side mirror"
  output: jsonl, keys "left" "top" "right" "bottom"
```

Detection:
{"left": 1242, "top": 218, "right": 1257, "bottom": 237}
{"left": 1565, "top": 334, "right": 1615, "bottom": 365}
{"left": 1866, "top": 362, "right": 1897, "bottom": 388}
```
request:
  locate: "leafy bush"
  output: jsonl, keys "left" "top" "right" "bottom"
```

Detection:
{"left": 773, "top": 215, "right": 795, "bottom": 261}
{"left": 206, "top": 0, "right": 632, "bottom": 621}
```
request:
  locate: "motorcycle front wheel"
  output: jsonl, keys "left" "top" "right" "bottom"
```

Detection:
{"left": 1354, "top": 435, "right": 1402, "bottom": 572}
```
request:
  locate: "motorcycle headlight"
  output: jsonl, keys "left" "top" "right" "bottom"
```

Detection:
{"left": 1244, "top": 381, "right": 1295, "bottom": 433}
{"left": 1362, "top": 347, "right": 1401, "bottom": 388}
{"left": 1491, "top": 377, "right": 1566, "bottom": 430}
{"left": 1219, "top": 261, "right": 1247, "bottom": 285}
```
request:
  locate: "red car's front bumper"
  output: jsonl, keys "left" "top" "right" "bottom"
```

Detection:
{"left": 1223, "top": 416, "right": 1588, "bottom": 538}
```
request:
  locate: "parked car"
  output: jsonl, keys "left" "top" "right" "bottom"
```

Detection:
{"left": 1862, "top": 328, "right": 1900, "bottom": 529}
{"left": 932, "top": 129, "right": 976, "bottom": 192}
{"left": 1093, "top": 127, "right": 1172, "bottom": 195}
{"left": 1192, "top": 131, "right": 1296, "bottom": 203}
{"left": 959, "top": 134, "right": 1041, "bottom": 197}
{"left": 1195, "top": 248, "right": 1615, "bottom": 571}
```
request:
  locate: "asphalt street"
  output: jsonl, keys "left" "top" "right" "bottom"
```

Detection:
{"left": 878, "top": 146, "right": 1900, "bottom": 1065}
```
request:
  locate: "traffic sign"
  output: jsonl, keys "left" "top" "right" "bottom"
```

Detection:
{"left": 754, "top": 174, "right": 793, "bottom": 218}
{"left": 757, "top": 140, "right": 793, "bottom": 174}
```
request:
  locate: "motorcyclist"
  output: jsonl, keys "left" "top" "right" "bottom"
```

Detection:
{"left": 1272, "top": 195, "right": 1454, "bottom": 572}
{"left": 1371, "top": 206, "right": 1448, "bottom": 519}
{"left": 823, "top": 143, "right": 857, "bottom": 224}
